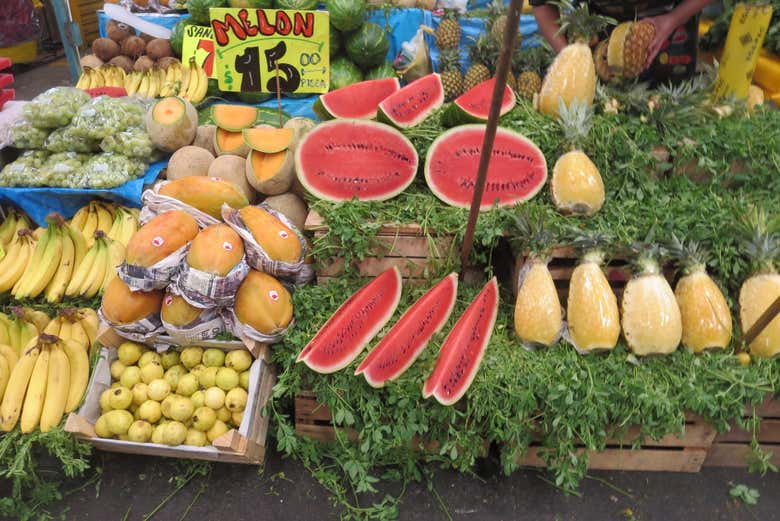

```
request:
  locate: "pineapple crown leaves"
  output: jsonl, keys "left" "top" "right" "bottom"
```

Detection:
{"left": 567, "top": 227, "right": 613, "bottom": 265}
{"left": 467, "top": 33, "right": 500, "bottom": 70}
{"left": 556, "top": 98, "right": 593, "bottom": 148}
{"left": 442, "top": 8, "right": 459, "bottom": 21}
{"left": 438, "top": 48, "right": 463, "bottom": 72}
{"left": 510, "top": 211, "right": 555, "bottom": 259}
{"left": 624, "top": 228, "right": 669, "bottom": 275}
{"left": 487, "top": 0, "right": 506, "bottom": 20}
{"left": 664, "top": 233, "right": 711, "bottom": 275}
{"left": 512, "top": 41, "right": 553, "bottom": 76}
{"left": 737, "top": 206, "right": 780, "bottom": 274}
{"left": 552, "top": 0, "right": 616, "bottom": 43}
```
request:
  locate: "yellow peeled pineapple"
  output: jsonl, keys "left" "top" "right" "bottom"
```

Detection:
{"left": 668, "top": 236, "right": 732, "bottom": 353}
{"left": 512, "top": 215, "right": 562, "bottom": 348}
{"left": 567, "top": 233, "right": 619, "bottom": 353}
{"left": 538, "top": 0, "right": 615, "bottom": 116}
{"left": 621, "top": 244, "right": 681, "bottom": 356}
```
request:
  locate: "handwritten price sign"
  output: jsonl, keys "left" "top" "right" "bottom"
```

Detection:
{"left": 182, "top": 25, "right": 216, "bottom": 78}
{"left": 210, "top": 8, "right": 330, "bottom": 94}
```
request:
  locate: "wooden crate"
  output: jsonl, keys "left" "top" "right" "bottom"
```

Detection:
{"left": 517, "top": 414, "right": 717, "bottom": 473}
{"left": 704, "top": 397, "right": 780, "bottom": 468}
{"left": 65, "top": 340, "right": 275, "bottom": 465}
{"left": 304, "top": 211, "right": 458, "bottom": 285}
{"left": 511, "top": 247, "right": 675, "bottom": 303}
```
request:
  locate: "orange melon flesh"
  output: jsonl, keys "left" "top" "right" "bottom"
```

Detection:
{"left": 211, "top": 104, "right": 258, "bottom": 131}
{"left": 243, "top": 127, "right": 294, "bottom": 153}
{"left": 153, "top": 97, "right": 186, "bottom": 124}
{"left": 216, "top": 128, "right": 246, "bottom": 153}
{"left": 250, "top": 150, "right": 288, "bottom": 181}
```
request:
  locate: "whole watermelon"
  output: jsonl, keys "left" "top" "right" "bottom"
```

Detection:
{"left": 345, "top": 22, "right": 389, "bottom": 69}
{"left": 187, "top": 0, "right": 227, "bottom": 25}
{"left": 365, "top": 61, "right": 396, "bottom": 80}
{"left": 238, "top": 91, "right": 273, "bottom": 104}
{"left": 329, "top": 57, "right": 363, "bottom": 91}
{"left": 325, "top": 0, "right": 366, "bottom": 32}
{"left": 170, "top": 17, "right": 197, "bottom": 57}
{"left": 275, "top": 0, "right": 319, "bottom": 8}
{"left": 330, "top": 27, "right": 341, "bottom": 58}
{"left": 229, "top": 0, "right": 273, "bottom": 6}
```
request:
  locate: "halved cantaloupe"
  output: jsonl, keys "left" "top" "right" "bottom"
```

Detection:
{"left": 211, "top": 103, "right": 258, "bottom": 131}
{"left": 245, "top": 149, "right": 294, "bottom": 195}
{"left": 145, "top": 96, "right": 198, "bottom": 152}
{"left": 243, "top": 126, "right": 294, "bottom": 153}
{"left": 214, "top": 127, "right": 249, "bottom": 157}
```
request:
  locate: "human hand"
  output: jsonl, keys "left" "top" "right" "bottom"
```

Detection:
{"left": 643, "top": 13, "right": 678, "bottom": 68}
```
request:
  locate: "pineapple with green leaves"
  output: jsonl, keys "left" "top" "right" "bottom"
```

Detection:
{"left": 439, "top": 48, "right": 464, "bottom": 101}
{"left": 436, "top": 9, "right": 461, "bottom": 50}
{"left": 465, "top": 34, "right": 496, "bottom": 90}
{"left": 513, "top": 44, "right": 552, "bottom": 100}
{"left": 487, "top": 0, "right": 521, "bottom": 46}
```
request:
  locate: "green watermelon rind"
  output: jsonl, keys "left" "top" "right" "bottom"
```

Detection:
{"left": 313, "top": 77, "right": 400, "bottom": 120}
{"left": 344, "top": 22, "right": 390, "bottom": 70}
{"left": 424, "top": 124, "right": 547, "bottom": 210}
{"left": 170, "top": 17, "right": 197, "bottom": 57}
{"left": 274, "top": 0, "right": 320, "bottom": 9}
{"left": 377, "top": 73, "right": 444, "bottom": 129}
{"left": 441, "top": 78, "right": 517, "bottom": 128}
{"left": 187, "top": 0, "right": 226, "bottom": 25}
{"left": 326, "top": 0, "right": 366, "bottom": 32}
{"left": 365, "top": 62, "right": 397, "bottom": 80}
{"left": 329, "top": 57, "right": 363, "bottom": 91}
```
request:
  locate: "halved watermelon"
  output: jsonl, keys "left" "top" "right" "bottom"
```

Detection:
{"left": 355, "top": 273, "right": 458, "bottom": 388}
{"left": 295, "top": 120, "right": 418, "bottom": 202}
{"left": 441, "top": 78, "right": 516, "bottom": 127}
{"left": 424, "top": 125, "right": 547, "bottom": 210}
{"left": 297, "top": 267, "right": 403, "bottom": 373}
{"left": 313, "top": 77, "right": 401, "bottom": 120}
{"left": 377, "top": 73, "right": 444, "bottom": 129}
{"left": 423, "top": 277, "right": 498, "bottom": 406}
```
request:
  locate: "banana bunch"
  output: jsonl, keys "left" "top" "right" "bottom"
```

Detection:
{"left": 75, "top": 65, "right": 127, "bottom": 90}
{"left": 70, "top": 201, "right": 115, "bottom": 248}
{"left": 180, "top": 57, "right": 209, "bottom": 104}
{"left": 65, "top": 231, "right": 126, "bottom": 298}
{"left": 0, "top": 209, "right": 32, "bottom": 247}
{"left": 0, "top": 332, "right": 89, "bottom": 433}
{"left": 0, "top": 230, "right": 36, "bottom": 293}
{"left": 135, "top": 67, "right": 167, "bottom": 98}
{"left": 0, "top": 309, "right": 41, "bottom": 358}
{"left": 107, "top": 206, "right": 139, "bottom": 247}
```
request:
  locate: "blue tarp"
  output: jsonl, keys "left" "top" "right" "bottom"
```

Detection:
{"left": 0, "top": 161, "right": 166, "bottom": 226}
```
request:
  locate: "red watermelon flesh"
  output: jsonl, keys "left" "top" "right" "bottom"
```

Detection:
{"left": 297, "top": 267, "right": 403, "bottom": 373}
{"left": 295, "top": 120, "right": 419, "bottom": 202}
{"left": 355, "top": 273, "right": 458, "bottom": 387}
{"left": 313, "top": 77, "right": 401, "bottom": 120}
{"left": 424, "top": 125, "right": 547, "bottom": 210}
{"left": 377, "top": 73, "right": 444, "bottom": 128}
{"left": 442, "top": 77, "right": 516, "bottom": 126}
{"left": 422, "top": 277, "right": 498, "bottom": 406}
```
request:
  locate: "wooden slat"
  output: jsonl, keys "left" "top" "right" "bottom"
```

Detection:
{"left": 318, "top": 257, "right": 433, "bottom": 278}
{"left": 704, "top": 442, "right": 780, "bottom": 468}
{"left": 305, "top": 210, "right": 430, "bottom": 236}
{"left": 715, "top": 419, "right": 780, "bottom": 443}
{"left": 313, "top": 233, "right": 455, "bottom": 259}
{"left": 519, "top": 446, "right": 707, "bottom": 472}
{"left": 606, "top": 421, "right": 716, "bottom": 448}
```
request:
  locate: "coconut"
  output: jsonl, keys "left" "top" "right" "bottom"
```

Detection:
{"left": 156, "top": 56, "right": 180, "bottom": 69}
{"left": 139, "top": 32, "right": 155, "bottom": 42}
{"left": 193, "top": 125, "right": 217, "bottom": 155}
{"left": 208, "top": 154, "right": 257, "bottom": 202}
{"left": 121, "top": 36, "right": 146, "bottom": 58}
{"left": 80, "top": 54, "right": 104, "bottom": 69}
{"left": 262, "top": 193, "right": 307, "bottom": 230}
{"left": 108, "top": 55, "right": 134, "bottom": 72}
{"left": 106, "top": 20, "right": 133, "bottom": 43}
{"left": 146, "top": 39, "right": 173, "bottom": 61}
{"left": 167, "top": 146, "right": 214, "bottom": 180}
{"left": 134, "top": 55, "right": 155, "bottom": 73}
{"left": 92, "top": 38, "right": 120, "bottom": 62}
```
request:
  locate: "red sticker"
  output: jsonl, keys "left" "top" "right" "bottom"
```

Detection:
{"left": 222, "top": 241, "right": 233, "bottom": 251}
{"left": 151, "top": 236, "right": 165, "bottom": 247}
{"left": 164, "top": 295, "right": 173, "bottom": 306}
{"left": 268, "top": 290, "right": 279, "bottom": 301}
{"left": 278, "top": 230, "right": 289, "bottom": 239}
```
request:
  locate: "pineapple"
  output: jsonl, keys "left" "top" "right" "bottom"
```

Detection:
{"left": 549, "top": 99, "right": 605, "bottom": 216}
{"left": 512, "top": 214, "right": 562, "bottom": 349}
{"left": 621, "top": 243, "right": 682, "bottom": 356}
{"left": 593, "top": 40, "right": 612, "bottom": 82}
{"left": 668, "top": 236, "right": 732, "bottom": 353}
{"left": 487, "top": 0, "right": 521, "bottom": 46}
{"left": 465, "top": 34, "right": 497, "bottom": 90}
{"left": 517, "top": 71, "right": 542, "bottom": 100}
{"left": 538, "top": 0, "right": 615, "bottom": 116}
{"left": 436, "top": 9, "right": 461, "bottom": 50}
{"left": 504, "top": 72, "right": 517, "bottom": 92}
{"left": 567, "top": 232, "right": 620, "bottom": 353}
{"left": 513, "top": 44, "right": 550, "bottom": 100}
{"left": 439, "top": 48, "right": 464, "bottom": 101}
{"left": 606, "top": 21, "right": 656, "bottom": 80}
{"left": 738, "top": 209, "right": 780, "bottom": 358}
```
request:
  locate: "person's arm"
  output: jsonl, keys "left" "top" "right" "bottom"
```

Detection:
{"left": 533, "top": 4, "right": 568, "bottom": 53}
{"left": 644, "top": 0, "right": 713, "bottom": 66}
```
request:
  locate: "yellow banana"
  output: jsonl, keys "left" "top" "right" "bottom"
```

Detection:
{"left": 0, "top": 344, "right": 17, "bottom": 370}
{"left": 80, "top": 237, "right": 108, "bottom": 298}
{"left": 184, "top": 58, "right": 200, "bottom": 101}
{"left": 20, "top": 344, "right": 49, "bottom": 433}
{"left": 177, "top": 61, "right": 191, "bottom": 97}
{"left": 191, "top": 59, "right": 210, "bottom": 103}
{"left": 0, "top": 314, "right": 9, "bottom": 347}
{"left": 0, "top": 211, "right": 20, "bottom": 245}
{"left": 63, "top": 338, "right": 89, "bottom": 413}
{"left": 137, "top": 72, "right": 150, "bottom": 98}
{"left": 43, "top": 316, "right": 61, "bottom": 336}
{"left": 160, "top": 65, "right": 175, "bottom": 96}
{"left": 66, "top": 222, "right": 87, "bottom": 270}
{"left": 0, "top": 354, "right": 9, "bottom": 401}
{"left": 14, "top": 222, "right": 63, "bottom": 299}
{"left": 6, "top": 317, "right": 20, "bottom": 355}
{"left": 13, "top": 227, "right": 50, "bottom": 297}
{"left": 39, "top": 342, "right": 69, "bottom": 432}
{"left": 65, "top": 235, "right": 100, "bottom": 297}
{"left": 45, "top": 227, "right": 75, "bottom": 303}
{"left": 65, "top": 318, "right": 90, "bottom": 352}
{"left": 84, "top": 69, "right": 96, "bottom": 89}
{"left": 76, "top": 69, "right": 90, "bottom": 89}
{"left": 69, "top": 205, "right": 90, "bottom": 232}
{"left": 113, "top": 66, "right": 126, "bottom": 88}
{"left": 0, "top": 341, "right": 40, "bottom": 431}
{"left": 125, "top": 71, "right": 143, "bottom": 96}
{"left": 95, "top": 203, "right": 114, "bottom": 234}
{"left": 18, "top": 319, "right": 38, "bottom": 354}
{"left": 101, "top": 238, "right": 126, "bottom": 293}
{"left": 19, "top": 309, "right": 49, "bottom": 333}
{"left": 81, "top": 204, "right": 99, "bottom": 247}
{"left": 77, "top": 308, "right": 99, "bottom": 347}
{"left": 0, "top": 231, "right": 34, "bottom": 293}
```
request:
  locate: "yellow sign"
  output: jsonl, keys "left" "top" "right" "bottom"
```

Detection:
{"left": 210, "top": 8, "right": 330, "bottom": 94}
{"left": 182, "top": 25, "right": 216, "bottom": 79}
{"left": 712, "top": 3, "right": 773, "bottom": 100}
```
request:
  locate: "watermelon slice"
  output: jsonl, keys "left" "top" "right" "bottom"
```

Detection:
{"left": 86, "top": 86, "right": 127, "bottom": 98}
{"left": 425, "top": 125, "right": 547, "bottom": 210}
{"left": 295, "top": 120, "right": 418, "bottom": 202}
{"left": 423, "top": 277, "right": 499, "bottom": 406}
{"left": 355, "top": 273, "right": 459, "bottom": 387}
{"left": 441, "top": 78, "right": 516, "bottom": 127}
{"left": 313, "top": 77, "right": 401, "bottom": 120}
{"left": 297, "top": 267, "right": 403, "bottom": 373}
{"left": 377, "top": 73, "right": 444, "bottom": 129}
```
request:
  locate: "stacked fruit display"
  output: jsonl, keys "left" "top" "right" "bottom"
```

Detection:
{"left": 93, "top": 342, "right": 253, "bottom": 446}
{"left": 83, "top": 21, "right": 175, "bottom": 76}
{"left": 0, "top": 310, "right": 95, "bottom": 433}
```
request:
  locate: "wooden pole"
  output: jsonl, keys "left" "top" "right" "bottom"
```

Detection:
{"left": 743, "top": 295, "right": 780, "bottom": 347}
{"left": 459, "top": 0, "right": 524, "bottom": 273}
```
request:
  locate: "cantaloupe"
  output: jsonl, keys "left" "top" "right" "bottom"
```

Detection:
{"left": 245, "top": 149, "right": 294, "bottom": 195}
{"left": 283, "top": 117, "right": 316, "bottom": 151}
{"left": 207, "top": 154, "right": 257, "bottom": 202}
{"left": 146, "top": 96, "right": 198, "bottom": 152}
{"left": 243, "top": 126, "right": 294, "bottom": 153}
{"left": 166, "top": 145, "right": 214, "bottom": 180}
{"left": 211, "top": 104, "right": 258, "bottom": 131}
{"left": 193, "top": 124, "right": 217, "bottom": 155}
{"left": 262, "top": 193, "right": 307, "bottom": 231}
{"left": 159, "top": 176, "right": 249, "bottom": 219}
{"left": 239, "top": 205, "right": 302, "bottom": 263}
{"left": 214, "top": 127, "right": 249, "bottom": 157}
{"left": 102, "top": 277, "right": 164, "bottom": 325}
